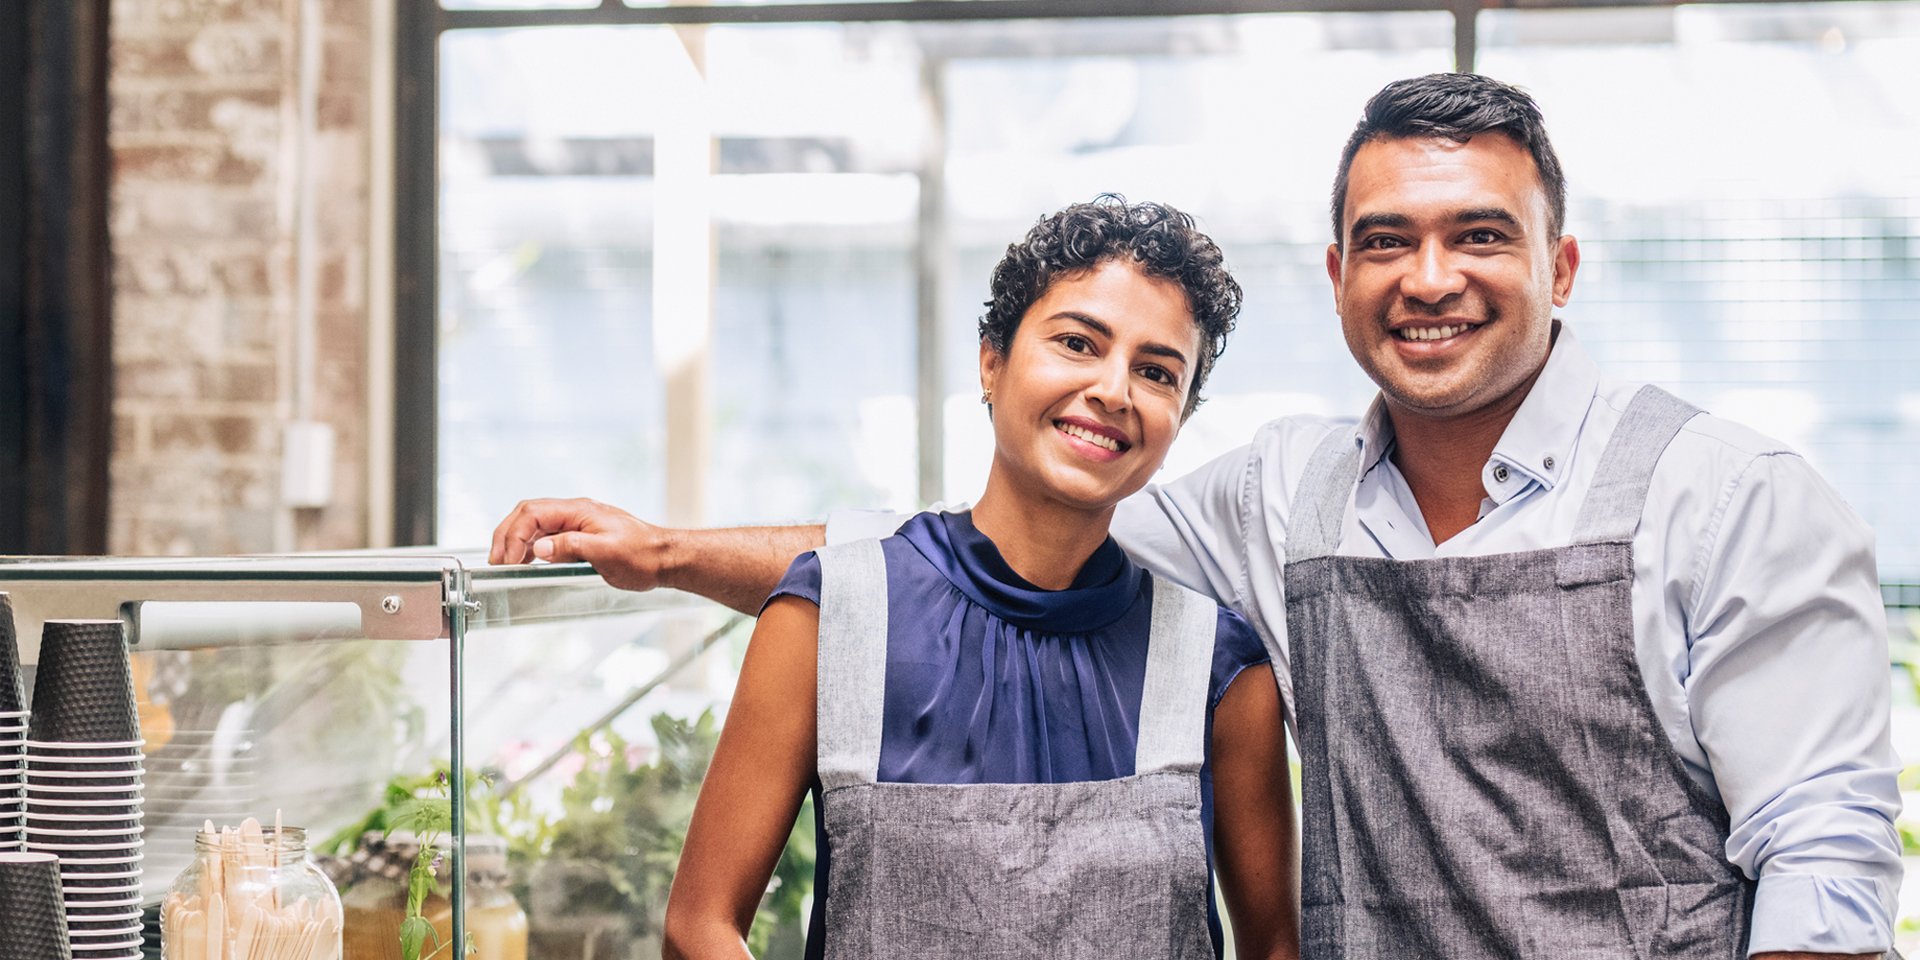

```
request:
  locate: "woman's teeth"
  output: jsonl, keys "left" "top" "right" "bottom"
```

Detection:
{"left": 1058, "top": 422, "right": 1122, "bottom": 451}
{"left": 1396, "top": 324, "right": 1473, "bottom": 342}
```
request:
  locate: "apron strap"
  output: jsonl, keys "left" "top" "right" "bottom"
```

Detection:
{"left": 1572, "top": 385, "right": 1702, "bottom": 545}
{"left": 1285, "top": 426, "right": 1365, "bottom": 563}
{"left": 1133, "top": 576, "right": 1224, "bottom": 776}
{"left": 815, "top": 538, "right": 891, "bottom": 790}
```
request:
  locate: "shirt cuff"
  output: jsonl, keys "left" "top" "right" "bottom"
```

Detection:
{"left": 823, "top": 508, "right": 912, "bottom": 545}
{"left": 1746, "top": 872, "right": 1895, "bottom": 956}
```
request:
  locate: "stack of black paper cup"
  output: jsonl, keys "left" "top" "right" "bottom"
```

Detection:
{"left": 0, "top": 850, "right": 75, "bottom": 960}
{"left": 25, "top": 620, "right": 145, "bottom": 960}
{"left": 0, "top": 594, "right": 25, "bottom": 852}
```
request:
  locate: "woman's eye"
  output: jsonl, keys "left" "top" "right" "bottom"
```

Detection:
{"left": 1139, "top": 366, "right": 1175, "bottom": 385}
{"left": 1061, "top": 335, "right": 1091, "bottom": 353}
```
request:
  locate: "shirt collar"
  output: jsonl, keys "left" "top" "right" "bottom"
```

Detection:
{"left": 1351, "top": 320, "right": 1601, "bottom": 501}
{"left": 1484, "top": 321, "right": 1599, "bottom": 500}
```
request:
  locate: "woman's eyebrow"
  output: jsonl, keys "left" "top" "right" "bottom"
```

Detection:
{"left": 1051, "top": 311, "right": 1189, "bottom": 366}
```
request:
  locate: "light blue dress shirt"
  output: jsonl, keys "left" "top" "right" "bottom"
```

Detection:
{"left": 829, "top": 324, "right": 1904, "bottom": 955}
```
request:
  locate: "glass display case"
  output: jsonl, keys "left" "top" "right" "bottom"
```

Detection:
{"left": 0, "top": 554, "right": 783, "bottom": 960}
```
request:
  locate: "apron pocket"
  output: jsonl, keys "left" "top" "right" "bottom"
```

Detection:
{"left": 869, "top": 819, "right": 1042, "bottom": 960}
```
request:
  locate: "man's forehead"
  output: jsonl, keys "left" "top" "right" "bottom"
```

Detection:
{"left": 1343, "top": 133, "right": 1549, "bottom": 223}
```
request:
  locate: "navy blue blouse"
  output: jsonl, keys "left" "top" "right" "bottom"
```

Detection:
{"left": 765, "top": 510, "right": 1271, "bottom": 959}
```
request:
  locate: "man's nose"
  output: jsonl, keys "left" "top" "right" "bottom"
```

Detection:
{"left": 1401, "top": 242, "right": 1468, "bottom": 305}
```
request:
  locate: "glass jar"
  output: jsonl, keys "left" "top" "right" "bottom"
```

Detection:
{"left": 340, "top": 833, "right": 527, "bottom": 960}
{"left": 162, "top": 825, "right": 345, "bottom": 960}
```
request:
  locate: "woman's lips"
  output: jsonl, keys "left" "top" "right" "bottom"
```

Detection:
{"left": 1054, "top": 418, "right": 1129, "bottom": 461}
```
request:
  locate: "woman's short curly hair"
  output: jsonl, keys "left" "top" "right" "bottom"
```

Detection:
{"left": 979, "top": 195, "right": 1241, "bottom": 416}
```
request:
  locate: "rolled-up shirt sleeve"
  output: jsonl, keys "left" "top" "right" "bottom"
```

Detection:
{"left": 1681, "top": 451, "right": 1903, "bottom": 956}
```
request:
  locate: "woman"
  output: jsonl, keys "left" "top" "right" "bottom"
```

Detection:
{"left": 663, "top": 197, "right": 1297, "bottom": 960}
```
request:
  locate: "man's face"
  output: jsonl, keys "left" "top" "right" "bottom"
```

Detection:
{"left": 1326, "top": 133, "right": 1579, "bottom": 422}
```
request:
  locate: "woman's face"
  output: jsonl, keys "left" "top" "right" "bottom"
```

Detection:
{"left": 981, "top": 258, "right": 1202, "bottom": 515}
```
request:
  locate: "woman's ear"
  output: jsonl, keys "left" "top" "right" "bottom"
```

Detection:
{"left": 978, "top": 338, "right": 1002, "bottom": 401}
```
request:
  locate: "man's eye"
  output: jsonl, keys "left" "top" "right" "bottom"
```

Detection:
{"left": 1362, "top": 235, "right": 1405, "bottom": 250}
{"left": 1463, "top": 229, "right": 1502, "bottom": 244}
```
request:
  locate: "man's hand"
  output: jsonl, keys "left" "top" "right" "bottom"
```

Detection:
{"left": 490, "top": 498, "right": 675, "bottom": 591}
{"left": 489, "top": 497, "right": 827, "bottom": 614}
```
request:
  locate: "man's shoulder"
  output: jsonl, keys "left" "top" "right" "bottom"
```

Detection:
{"left": 1597, "top": 380, "right": 1801, "bottom": 464}
{"left": 1595, "top": 381, "right": 1835, "bottom": 511}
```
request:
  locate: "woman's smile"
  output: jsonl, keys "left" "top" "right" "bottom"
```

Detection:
{"left": 1054, "top": 416, "right": 1131, "bottom": 460}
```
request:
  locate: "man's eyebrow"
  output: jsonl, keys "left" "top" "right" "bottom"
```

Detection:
{"left": 1050, "top": 311, "right": 1191, "bottom": 366}
{"left": 1348, "top": 212, "right": 1410, "bottom": 244}
{"left": 1455, "top": 207, "right": 1522, "bottom": 228}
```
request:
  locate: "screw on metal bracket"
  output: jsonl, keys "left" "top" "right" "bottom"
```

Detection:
{"left": 462, "top": 598, "right": 482, "bottom": 616}
{"left": 381, "top": 595, "right": 403, "bottom": 615}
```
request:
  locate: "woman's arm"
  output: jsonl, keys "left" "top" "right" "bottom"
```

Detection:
{"left": 1211, "top": 669, "right": 1300, "bottom": 960}
{"left": 663, "top": 596, "right": 821, "bottom": 959}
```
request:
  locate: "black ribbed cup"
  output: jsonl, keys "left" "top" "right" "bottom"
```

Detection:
{"left": 27, "top": 622, "right": 139, "bottom": 745}
{"left": 0, "top": 851, "right": 74, "bottom": 960}
{"left": 0, "top": 594, "right": 24, "bottom": 715}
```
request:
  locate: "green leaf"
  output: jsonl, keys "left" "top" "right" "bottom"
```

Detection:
{"left": 399, "top": 916, "right": 434, "bottom": 960}
{"left": 391, "top": 797, "right": 453, "bottom": 836}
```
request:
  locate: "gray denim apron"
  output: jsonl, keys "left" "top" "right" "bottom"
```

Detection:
{"left": 814, "top": 537, "right": 1218, "bottom": 960}
{"left": 1285, "top": 385, "right": 1755, "bottom": 960}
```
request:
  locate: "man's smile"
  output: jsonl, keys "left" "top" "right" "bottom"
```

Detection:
{"left": 1392, "top": 321, "right": 1482, "bottom": 342}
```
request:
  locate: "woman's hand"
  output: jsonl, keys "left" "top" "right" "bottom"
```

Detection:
{"left": 1211, "top": 668, "right": 1300, "bottom": 960}
{"left": 663, "top": 596, "right": 821, "bottom": 959}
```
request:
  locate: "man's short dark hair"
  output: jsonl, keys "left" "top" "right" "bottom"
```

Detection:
{"left": 980, "top": 195, "right": 1241, "bottom": 417}
{"left": 1330, "top": 73, "right": 1568, "bottom": 246}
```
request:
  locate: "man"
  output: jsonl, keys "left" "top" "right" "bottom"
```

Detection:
{"left": 492, "top": 74, "right": 1901, "bottom": 958}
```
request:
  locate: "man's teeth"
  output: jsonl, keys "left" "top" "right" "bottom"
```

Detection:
{"left": 1059, "top": 422, "right": 1121, "bottom": 451}
{"left": 1397, "top": 324, "right": 1473, "bottom": 342}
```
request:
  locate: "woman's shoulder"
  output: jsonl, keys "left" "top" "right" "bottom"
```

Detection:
{"left": 1207, "top": 600, "right": 1272, "bottom": 710}
{"left": 762, "top": 511, "right": 945, "bottom": 614}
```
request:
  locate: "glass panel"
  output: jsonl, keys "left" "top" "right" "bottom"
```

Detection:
{"left": 457, "top": 589, "right": 748, "bottom": 957}
{"left": 0, "top": 563, "right": 458, "bottom": 910}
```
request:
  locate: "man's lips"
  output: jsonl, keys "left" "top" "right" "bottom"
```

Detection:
{"left": 1390, "top": 319, "right": 1484, "bottom": 343}
{"left": 1054, "top": 417, "right": 1131, "bottom": 454}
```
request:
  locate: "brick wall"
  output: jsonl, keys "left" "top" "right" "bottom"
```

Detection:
{"left": 108, "top": 0, "right": 372, "bottom": 554}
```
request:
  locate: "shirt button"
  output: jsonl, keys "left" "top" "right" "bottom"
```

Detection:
{"left": 1493, "top": 465, "right": 1510, "bottom": 483}
{"left": 1543, "top": 455, "right": 1555, "bottom": 471}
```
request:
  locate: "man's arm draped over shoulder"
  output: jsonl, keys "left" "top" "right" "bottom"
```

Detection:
{"left": 490, "top": 498, "right": 824, "bottom": 615}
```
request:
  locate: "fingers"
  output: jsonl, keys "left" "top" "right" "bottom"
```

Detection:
{"left": 533, "top": 531, "right": 599, "bottom": 565}
{"left": 489, "top": 498, "right": 592, "bottom": 565}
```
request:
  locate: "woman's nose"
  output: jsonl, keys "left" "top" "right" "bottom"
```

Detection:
{"left": 1084, "top": 357, "right": 1131, "bottom": 412}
